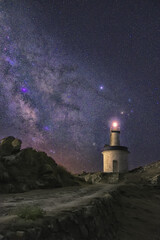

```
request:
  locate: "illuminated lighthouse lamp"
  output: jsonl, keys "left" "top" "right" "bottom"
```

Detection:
{"left": 112, "top": 122, "right": 118, "bottom": 128}
{"left": 111, "top": 121, "right": 120, "bottom": 131}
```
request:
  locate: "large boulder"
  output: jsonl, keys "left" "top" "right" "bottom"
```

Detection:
{"left": 0, "top": 136, "right": 22, "bottom": 156}
{"left": 0, "top": 138, "right": 79, "bottom": 193}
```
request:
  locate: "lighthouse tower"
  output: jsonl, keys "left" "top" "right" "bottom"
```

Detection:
{"left": 102, "top": 122, "right": 129, "bottom": 173}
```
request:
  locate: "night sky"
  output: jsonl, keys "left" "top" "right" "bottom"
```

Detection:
{"left": 0, "top": 0, "right": 160, "bottom": 173}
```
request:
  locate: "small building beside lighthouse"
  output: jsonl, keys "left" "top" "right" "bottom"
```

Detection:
{"left": 102, "top": 122, "right": 129, "bottom": 173}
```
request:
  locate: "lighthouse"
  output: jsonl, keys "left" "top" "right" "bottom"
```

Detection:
{"left": 102, "top": 122, "right": 129, "bottom": 173}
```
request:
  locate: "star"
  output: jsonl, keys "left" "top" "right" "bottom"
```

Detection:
{"left": 44, "top": 126, "right": 50, "bottom": 131}
{"left": 21, "top": 87, "right": 28, "bottom": 93}
{"left": 99, "top": 85, "right": 104, "bottom": 90}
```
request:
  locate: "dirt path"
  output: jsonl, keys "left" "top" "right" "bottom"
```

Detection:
{"left": 0, "top": 184, "right": 160, "bottom": 240}
{"left": 0, "top": 183, "right": 118, "bottom": 222}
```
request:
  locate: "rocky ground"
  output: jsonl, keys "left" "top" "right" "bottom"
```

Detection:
{"left": 0, "top": 136, "right": 160, "bottom": 240}
{"left": 0, "top": 183, "right": 118, "bottom": 240}
{"left": 0, "top": 183, "right": 160, "bottom": 240}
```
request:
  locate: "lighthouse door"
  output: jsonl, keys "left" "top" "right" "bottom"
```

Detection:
{"left": 113, "top": 160, "right": 118, "bottom": 172}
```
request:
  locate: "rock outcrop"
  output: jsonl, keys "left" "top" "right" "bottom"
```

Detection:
{"left": 0, "top": 136, "right": 22, "bottom": 156}
{"left": 0, "top": 136, "right": 79, "bottom": 193}
{"left": 123, "top": 160, "right": 160, "bottom": 186}
{"left": 78, "top": 172, "right": 119, "bottom": 184}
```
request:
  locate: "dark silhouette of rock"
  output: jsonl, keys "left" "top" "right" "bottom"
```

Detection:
{"left": 0, "top": 136, "right": 22, "bottom": 156}
{"left": 0, "top": 137, "right": 79, "bottom": 193}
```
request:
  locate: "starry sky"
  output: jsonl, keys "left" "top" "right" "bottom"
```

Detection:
{"left": 0, "top": 0, "right": 160, "bottom": 173}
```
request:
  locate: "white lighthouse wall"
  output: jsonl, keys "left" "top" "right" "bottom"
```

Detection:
{"left": 110, "top": 132, "right": 120, "bottom": 146}
{"left": 102, "top": 150, "right": 128, "bottom": 173}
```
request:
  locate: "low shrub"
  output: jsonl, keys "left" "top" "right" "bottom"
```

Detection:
{"left": 16, "top": 205, "right": 45, "bottom": 220}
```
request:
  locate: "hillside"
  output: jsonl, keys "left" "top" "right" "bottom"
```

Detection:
{"left": 0, "top": 136, "right": 80, "bottom": 193}
{"left": 124, "top": 160, "right": 160, "bottom": 185}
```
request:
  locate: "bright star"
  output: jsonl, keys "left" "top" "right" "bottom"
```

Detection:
{"left": 21, "top": 87, "right": 28, "bottom": 93}
{"left": 99, "top": 85, "right": 104, "bottom": 90}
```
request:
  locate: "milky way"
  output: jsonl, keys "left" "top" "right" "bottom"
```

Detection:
{"left": 0, "top": 0, "right": 160, "bottom": 172}
{"left": 0, "top": 0, "right": 118, "bottom": 172}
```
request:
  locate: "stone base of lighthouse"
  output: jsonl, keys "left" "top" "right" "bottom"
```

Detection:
{"left": 102, "top": 146, "right": 129, "bottom": 173}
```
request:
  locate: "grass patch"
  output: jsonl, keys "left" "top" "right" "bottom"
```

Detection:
{"left": 16, "top": 205, "right": 45, "bottom": 220}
